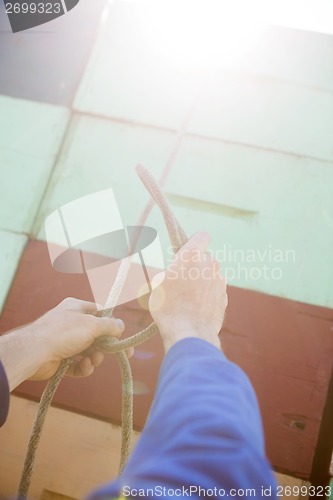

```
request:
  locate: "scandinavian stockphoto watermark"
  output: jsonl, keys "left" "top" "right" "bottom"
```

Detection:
{"left": 166, "top": 244, "right": 296, "bottom": 282}
{"left": 3, "top": 0, "right": 80, "bottom": 33}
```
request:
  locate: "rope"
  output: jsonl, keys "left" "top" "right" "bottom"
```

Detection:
{"left": 17, "top": 165, "right": 188, "bottom": 499}
{"left": 17, "top": 359, "right": 73, "bottom": 499}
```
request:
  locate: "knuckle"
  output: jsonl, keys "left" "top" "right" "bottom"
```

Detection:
{"left": 84, "top": 314, "right": 98, "bottom": 330}
{"left": 60, "top": 297, "right": 76, "bottom": 307}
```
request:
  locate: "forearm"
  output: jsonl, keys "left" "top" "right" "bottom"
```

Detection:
{"left": 90, "top": 338, "right": 277, "bottom": 499}
{"left": 125, "top": 339, "right": 268, "bottom": 478}
{"left": 0, "top": 326, "right": 46, "bottom": 391}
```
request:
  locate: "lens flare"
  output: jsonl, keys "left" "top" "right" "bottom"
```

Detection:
{"left": 134, "top": 0, "right": 264, "bottom": 69}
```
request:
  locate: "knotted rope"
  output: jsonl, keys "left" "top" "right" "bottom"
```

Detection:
{"left": 17, "top": 164, "right": 188, "bottom": 499}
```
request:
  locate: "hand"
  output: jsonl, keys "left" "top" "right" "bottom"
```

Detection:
{"left": 149, "top": 232, "right": 227, "bottom": 352}
{"left": 0, "top": 298, "right": 127, "bottom": 391}
{"left": 29, "top": 298, "right": 127, "bottom": 380}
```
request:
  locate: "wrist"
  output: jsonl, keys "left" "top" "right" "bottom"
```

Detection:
{"left": 0, "top": 324, "right": 49, "bottom": 391}
{"left": 158, "top": 321, "right": 221, "bottom": 353}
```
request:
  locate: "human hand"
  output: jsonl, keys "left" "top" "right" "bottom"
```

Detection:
{"left": 149, "top": 232, "right": 227, "bottom": 352}
{"left": 27, "top": 298, "right": 126, "bottom": 381}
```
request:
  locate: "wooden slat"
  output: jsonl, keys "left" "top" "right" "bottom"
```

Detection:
{"left": 0, "top": 396, "right": 139, "bottom": 499}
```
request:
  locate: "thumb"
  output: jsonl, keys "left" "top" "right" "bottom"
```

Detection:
{"left": 151, "top": 271, "right": 166, "bottom": 289}
{"left": 179, "top": 231, "right": 211, "bottom": 255}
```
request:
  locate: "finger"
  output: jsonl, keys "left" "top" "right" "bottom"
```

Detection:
{"left": 212, "top": 257, "right": 221, "bottom": 272}
{"left": 77, "top": 300, "right": 99, "bottom": 315}
{"left": 90, "top": 350, "right": 104, "bottom": 367}
{"left": 150, "top": 271, "right": 165, "bottom": 289}
{"left": 57, "top": 297, "right": 99, "bottom": 315}
{"left": 89, "top": 316, "right": 125, "bottom": 339}
{"left": 67, "top": 357, "right": 94, "bottom": 378}
{"left": 79, "top": 357, "right": 95, "bottom": 377}
{"left": 179, "top": 231, "right": 211, "bottom": 254}
{"left": 202, "top": 250, "right": 215, "bottom": 264}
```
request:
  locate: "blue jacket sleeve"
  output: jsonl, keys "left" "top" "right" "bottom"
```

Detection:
{"left": 0, "top": 361, "right": 10, "bottom": 427}
{"left": 89, "top": 338, "right": 277, "bottom": 499}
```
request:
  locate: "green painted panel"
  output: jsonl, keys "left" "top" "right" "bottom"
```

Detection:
{"left": 33, "top": 116, "right": 177, "bottom": 237}
{"left": 33, "top": 115, "right": 333, "bottom": 308}
{"left": 145, "top": 204, "right": 333, "bottom": 309}
{"left": 233, "top": 26, "right": 333, "bottom": 92}
{"left": 0, "top": 96, "right": 69, "bottom": 233}
{"left": 166, "top": 138, "right": 333, "bottom": 307}
{"left": 0, "top": 230, "right": 27, "bottom": 312}
{"left": 189, "top": 73, "right": 333, "bottom": 161}
{"left": 166, "top": 135, "right": 333, "bottom": 224}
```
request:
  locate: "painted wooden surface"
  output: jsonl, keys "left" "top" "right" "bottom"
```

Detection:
{"left": 0, "top": 239, "right": 332, "bottom": 480}
{"left": 0, "top": 96, "right": 69, "bottom": 233}
{"left": 0, "top": 3, "right": 332, "bottom": 494}
{"left": 189, "top": 74, "right": 333, "bottom": 161}
{"left": 0, "top": 396, "right": 139, "bottom": 499}
{"left": 0, "top": 396, "right": 308, "bottom": 500}
{"left": 230, "top": 27, "right": 333, "bottom": 92}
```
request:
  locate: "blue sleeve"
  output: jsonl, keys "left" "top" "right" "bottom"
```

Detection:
{"left": 0, "top": 361, "right": 10, "bottom": 427}
{"left": 89, "top": 338, "right": 277, "bottom": 499}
